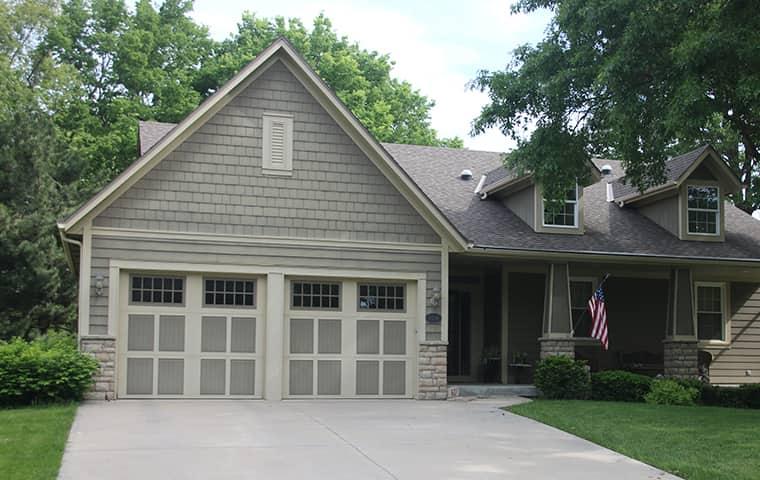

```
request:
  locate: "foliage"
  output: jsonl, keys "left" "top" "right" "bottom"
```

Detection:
{"left": 0, "top": 403, "right": 78, "bottom": 480}
{"left": 472, "top": 0, "right": 760, "bottom": 211}
{"left": 700, "top": 384, "right": 760, "bottom": 409}
{"left": 0, "top": 332, "right": 98, "bottom": 406}
{"left": 644, "top": 379, "right": 698, "bottom": 406}
{"left": 509, "top": 400, "right": 760, "bottom": 480}
{"left": 0, "top": 1, "right": 459, "bottom": 339}
{"left": 534, "top": 355, "right": 590, "bottom": 399}
{"left": 591, "top": 370, "right": 652, "bottom": 402}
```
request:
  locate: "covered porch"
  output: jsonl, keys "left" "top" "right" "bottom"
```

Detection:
{"left": 444, "top": 255, "right": 760, "bottom": 387}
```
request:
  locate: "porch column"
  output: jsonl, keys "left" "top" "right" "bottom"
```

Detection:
{"left": 664, "top": 268, "right": 699, "bottom": 378}
{"left": 539, "top": 263, "right": 575, "bottom": 359}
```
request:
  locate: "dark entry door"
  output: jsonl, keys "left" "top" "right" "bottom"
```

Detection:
{"left": 448, "top": 290, "right": 471, "bottom": 377}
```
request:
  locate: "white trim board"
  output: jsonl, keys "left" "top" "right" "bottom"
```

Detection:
{"left": 90, "top": 227, "right": 443, "bottom": 253}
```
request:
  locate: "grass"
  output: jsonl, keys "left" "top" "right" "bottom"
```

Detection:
{"left": 0, "top": 404, "right": 78, "bottom": 480}
{"left": 508, "top": 400, "right": 760, "bottom": 480}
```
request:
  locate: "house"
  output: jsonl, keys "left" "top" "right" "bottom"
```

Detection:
{"left": 58, "top": 38, "right": 760, "bottom": 400}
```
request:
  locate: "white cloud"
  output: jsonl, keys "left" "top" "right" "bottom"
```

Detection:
{"left": 189, "top": 0, "right": 551, "bottom": 152}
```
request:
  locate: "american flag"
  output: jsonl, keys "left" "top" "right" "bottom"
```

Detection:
{"left": 588, "top": 283, "right": 609, "bottom": 350}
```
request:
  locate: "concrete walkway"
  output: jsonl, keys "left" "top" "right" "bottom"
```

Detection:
{"left": 59, "top": 398, "right": 678, "bottom": 480}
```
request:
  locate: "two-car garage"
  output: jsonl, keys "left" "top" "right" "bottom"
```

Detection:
{"left": 116, "top": 271, "right": 417, "bottom": 399}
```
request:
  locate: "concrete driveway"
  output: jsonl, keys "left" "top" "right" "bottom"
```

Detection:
{"left": 59, "top": 399, "right": 678, "bottom": 480}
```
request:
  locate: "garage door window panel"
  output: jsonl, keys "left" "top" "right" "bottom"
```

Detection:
{"left": 292, "top": 281, "right": 341, "bottom": 310}
{"left": 130, "top": 275, "right": 184, "bottom": 305}
{"left": 358, "top": 284, "right": 405, "bottom": 312}
{"left": 204, "top": 278, "right": 255, "bottom": 307}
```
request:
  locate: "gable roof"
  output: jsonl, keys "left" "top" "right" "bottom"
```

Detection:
{"left": 386, "top": 144, "right": 760, "bottom": 264}
{"left": 611, "top": 145, "right": 742, "bottom": 204}
{"left": 58, "top": 37, "right": 467, "bottom": 249}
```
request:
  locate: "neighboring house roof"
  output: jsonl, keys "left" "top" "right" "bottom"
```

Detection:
{"left": 611, "top": 145, "right": 742, "bottom": 203}
{"left": 385, "top": 144, "right": 760, "bottom": 263}
{"left": 57, "top": 37, "right": 468, "bottom": 250}
{"left": 138, "top": 121, "right": 176, "bottom": 156}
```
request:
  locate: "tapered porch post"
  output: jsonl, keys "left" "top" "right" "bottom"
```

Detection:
{"left": 664, "top": 268, "right": 699, "bottom": 378}
{"left": 539, "top": 263, "right": 575, "bottom": 359}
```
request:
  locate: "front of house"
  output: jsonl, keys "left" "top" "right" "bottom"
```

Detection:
{"left": 58, "top": 38, "right": 760, "bottom": 401}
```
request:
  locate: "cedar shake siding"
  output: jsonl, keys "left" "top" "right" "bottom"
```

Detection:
{"left": 94, "top": 60, "right": 439, "bottom": 245}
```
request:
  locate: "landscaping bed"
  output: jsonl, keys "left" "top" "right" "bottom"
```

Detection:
{"left": 0, "top": 404, "right": 78, "bottom": 480}
{"left": 509, "top": 400, "right": 760, "bottom": 480}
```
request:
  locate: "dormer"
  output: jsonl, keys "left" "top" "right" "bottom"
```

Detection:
{"left": 477, "top": 160, "right": 600, "bottom": 235}
{"left": 611, "top": 145, "right": 742, "bottom": 242}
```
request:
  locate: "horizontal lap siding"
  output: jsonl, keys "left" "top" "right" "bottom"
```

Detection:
{"left": 88, "top": 236, "right": 441, "bottom": 335}
{"left": 93, "top": 60, "right": 439, "bottom": 245}
{"left": 707, "top": 283, "right": 760, "bottom": 384}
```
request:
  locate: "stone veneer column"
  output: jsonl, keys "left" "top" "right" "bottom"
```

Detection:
{"left": 663, "top": 340, "right": 699, "bottom": 378}
{"left": 418, "top": 341, "right": 447, "bottom": 400}
{"left": 539, "top": 337, "right": 575, "bottom": 359}
{"left": 80, "top": 336, "right": 116, "bottom": 400}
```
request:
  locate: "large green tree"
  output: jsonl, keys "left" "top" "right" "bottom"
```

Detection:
{"left": 471, "top": 0, "right": 760, "bottom": 211}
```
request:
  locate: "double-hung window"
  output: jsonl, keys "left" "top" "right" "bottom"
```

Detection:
{"left": 687, "top": 185, "right": 720, "bottom": 235}
{"left": 569, "top": 278, "right": 595, "bottom": 338}
{"left": 543, "top": 186, "right": 579, "bottom": 228}
{"left": 695, "top": 282, "right": 727, "bottom": 342}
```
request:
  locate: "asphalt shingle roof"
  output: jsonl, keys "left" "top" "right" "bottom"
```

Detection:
{"left": 138, "top": 122, "right": 760, "bottom": 261}
{"left": 610, "top": 145, "right": 711, "bottom": 200}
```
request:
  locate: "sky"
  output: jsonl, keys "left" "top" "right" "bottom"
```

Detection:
{"left": 187, "top": 0, "right": 553, "bottom": 152}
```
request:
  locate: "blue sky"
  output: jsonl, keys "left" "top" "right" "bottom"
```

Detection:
{"left": 188, "top": 0, "right": 552, "bottom": 151}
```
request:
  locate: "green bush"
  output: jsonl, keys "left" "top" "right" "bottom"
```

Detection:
{"left": 534, "top": 355, "right": 590, "bottom": 400}
{"left": 0, "top": 332, "right": 98, "bottom": 406}
{"left": 701, "top": 384, "right": 760, "bottom": 409}
{"left": 644, "top": 379, "right": 698, "bottom": 406}
{"left": 591, "top": 370, "right": 653, "bottom": 402}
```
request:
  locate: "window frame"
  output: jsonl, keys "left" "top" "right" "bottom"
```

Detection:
{"left": 542, "top": 184, "right": 579, "bottom": 229}
{"left": 357, "top": 283, "right": 407, "bottom": 313}
{"left": 129, "top": 274, "right": 186, "bottom": 307}
{"left": 694, "top": 281, "right": 729, "bottom": 345}
{"left": 686, "top": 184, "right": 721, "bottom": 236}
{"left": 569, "top": 276, "right": 598, "bottom": 340}
{"left": 202, "top": 277, "right": 257, "bottom": 309}
{"left": 290, "top": 280, "right": 342, "bottom": 311}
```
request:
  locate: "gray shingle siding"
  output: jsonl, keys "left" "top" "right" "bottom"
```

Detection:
{"left": 94, "top": 60, "right": 439, "bottom": 245}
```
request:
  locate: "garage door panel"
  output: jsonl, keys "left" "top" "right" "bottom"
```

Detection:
{"left": 317, "top": 360, "right": 341, "bottom": 395}
{"left": 383, "top": 321, "right": 406, "bottom": 355}
{"left": 289, "top": 360, "right": 313, "bottom": 395}
{"left": 318, "top": 319, "right": 342, "bottom": 354}
{"left": 289, "top": 318, "right": 314, "bottom": 354}
{"left": 128, "top": 315, "right": 154, "bottom": 351}
{"left": 383, "top": 361, "right": 406, "bottom": 395}
{"left": 230, "top": 359, "right": 255, "bottom": 395}
{"left": 158, "top": 359, "right": 184, "bottom": 395}
{"left": 201, "top": 316, "right": 227, "bottom": 352}
{"left": 200, "top": 359, "right": 226, "bottom": 395}
{"left": 356, "top": 360, "right": 380, "bottom": 395}
{"left": 230, "top": 317, "right": 256, "bottom": 353}
{"left": 158, "top": 315, "right": 185, "bottom": 352}
{"left": 126, "top": 358, "right": 153, "bottom": 395}
{"left": 356, "top": 320, "right": 380, "bottom": 354}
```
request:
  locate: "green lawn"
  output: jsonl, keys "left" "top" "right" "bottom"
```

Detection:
{"left": 508, "top": 400, "right": 760, "bottom": 480}
{"left": 0, "top": 404, "right": 78, "bottom": 480}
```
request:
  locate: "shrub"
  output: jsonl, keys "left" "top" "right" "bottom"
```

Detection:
{"left": 644, "top": 379, "right": 698, "bottom": 406}
{"left": 534, "top": 355, "right": 590, "bottom": 400}
{"left": 0, "top": 332, "right": 99, "bottom": 406}
{"left": 591, "top": 370, "right": 653, "bottom": 402}
{"left": 701, "top": 384, "right": 760, "bottom": 409}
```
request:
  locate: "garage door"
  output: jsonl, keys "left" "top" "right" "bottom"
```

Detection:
{"left": 284, "top": 278, "right": 416, "bottom": 398}
{"left": 117, "top": 272, "right": 265, "bottom": 398}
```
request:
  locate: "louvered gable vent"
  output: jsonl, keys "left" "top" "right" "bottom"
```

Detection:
{"left": 262, "top": 113, "right": 293, "bottom": 175}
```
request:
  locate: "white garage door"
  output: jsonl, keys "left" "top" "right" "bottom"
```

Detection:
{"left": 117, "top": 272, "right": 265, "bottom": 398}
{"left": 284, "top": 278, "right": 417, "bottom": 398}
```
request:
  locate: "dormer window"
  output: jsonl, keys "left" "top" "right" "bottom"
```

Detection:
{"left": 543, "top": 186, "right": 579, "bottom": 228}
{"left": 687, "top": 185, "right": 720, "bottom": 235}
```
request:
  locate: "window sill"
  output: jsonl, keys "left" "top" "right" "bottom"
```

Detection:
{"left": 699, "top": 340, "right": 731, "bottom": 349}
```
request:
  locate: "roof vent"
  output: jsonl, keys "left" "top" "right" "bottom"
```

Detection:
{"left": 459, "top": 169, "right": 473, "bottom": 180}
{"left": 600, "top": 164, "right": 613, "bottom": 175}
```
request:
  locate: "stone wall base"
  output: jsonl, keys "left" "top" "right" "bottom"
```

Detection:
{"left": 663, "top": 339, "right": 699, "bottom": 378}
{"left": 418, "top": 341, "right": 447, "bottom": 400}
{"left": 81, "top": 336, "right": 116, "bottom": 400}
{"left": 539, "top": 337, "right": 575, "bottom": 359}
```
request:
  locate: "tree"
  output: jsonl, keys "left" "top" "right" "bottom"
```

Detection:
{"left": 471, "top": 0, "right": 760, "bottom": 211}
{"left": 199, "top": 13, "right": 462, "bottom": 147}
